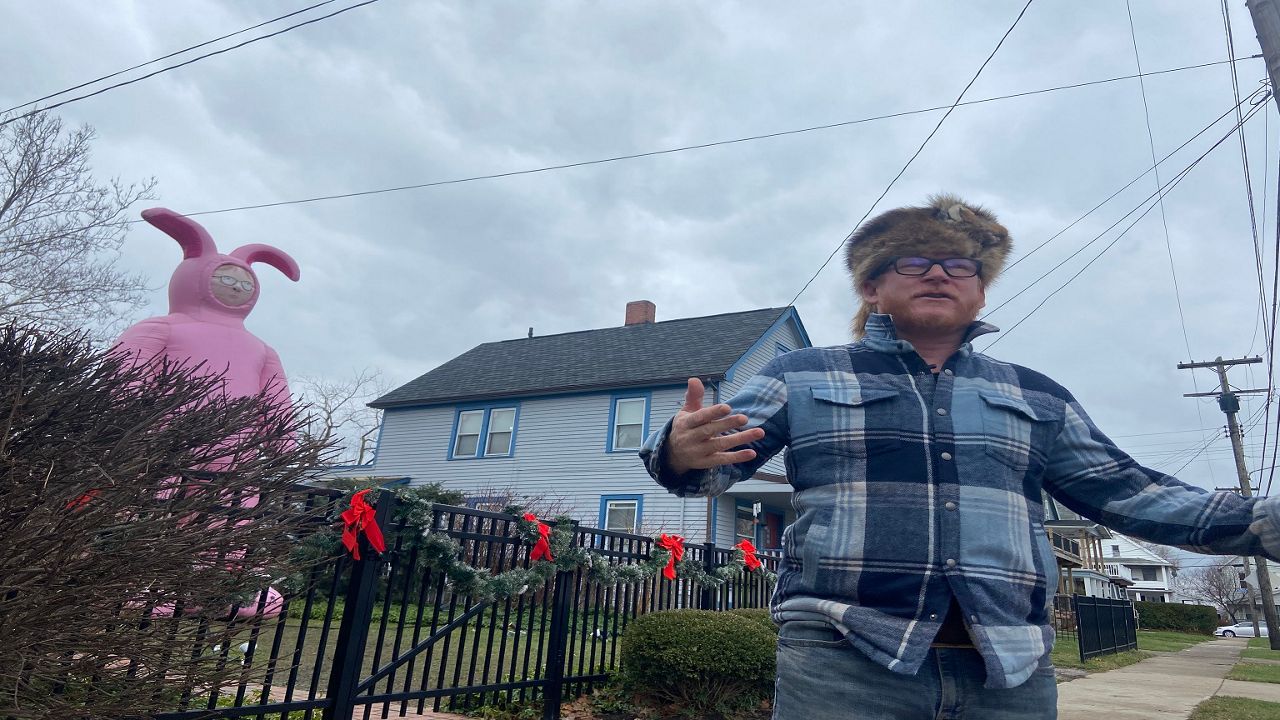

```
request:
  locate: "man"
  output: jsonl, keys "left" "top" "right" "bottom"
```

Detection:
{"left": 639, "top": 194, "right": 1280, "bottom": 719}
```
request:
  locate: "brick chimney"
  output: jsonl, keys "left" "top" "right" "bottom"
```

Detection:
{"left": 625, "top": 300, "right": 656, "bottom": 326}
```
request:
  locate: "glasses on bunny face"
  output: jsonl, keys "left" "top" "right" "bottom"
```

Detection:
{"left": 873, "top": 257, "right": 982, "bottom": 279}
{"left": 213, "top": 274, "right": 255, "bottom": 292}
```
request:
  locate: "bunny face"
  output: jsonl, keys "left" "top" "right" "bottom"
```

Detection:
{"left": 140, "top": 208, "right": 299, "bottom": 325}
{"left": 210, "top": 264, "right": 257, "bottom": 307}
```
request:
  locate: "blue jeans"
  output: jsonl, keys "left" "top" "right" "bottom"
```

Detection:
{"left": 773, "top": 621, "right": 1057, "bottom": 720}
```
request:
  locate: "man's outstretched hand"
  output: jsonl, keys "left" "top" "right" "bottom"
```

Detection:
{"left": 664, "top": 378, "right": 765, "bottom": 475}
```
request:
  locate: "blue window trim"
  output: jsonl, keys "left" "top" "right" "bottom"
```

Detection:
{"left": 774, "top": 342, "right": 792, "bottom": 358}
{"left": 606, "top": 392, "right": 651, "bottom": 453}
{"left": 599, "top": 494, "right": 644, "bottom": 533}
{"left": 447, "top": 401, "right": 521, "bottom": 460}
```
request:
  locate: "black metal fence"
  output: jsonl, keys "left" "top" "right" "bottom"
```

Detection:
{"left": 1051, "top": 594, "right": 1077, "bottom": 645}
{"left": 153, "top": 489, "right": 778, "bottom": 720}
{"left": 1072, "top": 595, "right": 1137, "bottom": 662}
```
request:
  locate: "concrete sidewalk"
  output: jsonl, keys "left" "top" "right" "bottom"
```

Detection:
{"left": 1057, "top": 638, "right": 1243, "bottom": 719}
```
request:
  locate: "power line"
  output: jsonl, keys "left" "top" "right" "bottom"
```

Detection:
{"left": 1127, "top": 1, "right": 1196, "bottom": 362}
{"left": 982, "top": 90, "right": 1264, "bottom": 326}
{"left": 786, "top": 0, "right": 1035, "bottom": 306}
{"left": 1224, "top": 2, "right": 1273, "bottom": 355}
{"left": 983, "top": 96, "right": 1269, "bottom": 351}
{"left": 1112, "top": 427, "right": 1228, "bottom": 439}
{"left": 0, "top": 56, "right": 1259, "bottom": 245}
{"left": 0, "top": 0, "right": 382, "bottom": 129}
{"left": 1, "top": 1, "right": 338, "bottom": 116}
{"left": 1161, "top": 403, "right": 1270, "bottom": 476}
{"left": 1127, "top": 0, "right": 1216, "bottom": 482}
{"left": 1000, "top": 93, "right": 1257, "bottom": 278}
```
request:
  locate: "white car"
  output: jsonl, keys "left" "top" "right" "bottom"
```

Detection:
{"left": 1215, "top": 621, "right": 1269, "bottom": 638}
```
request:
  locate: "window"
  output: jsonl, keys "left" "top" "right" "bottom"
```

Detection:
{"left": 600, "top": 495, "right": 642, "bottom": 533}
{"left": 775, "top": 342, "right": 792, "bottom": 358}
{"left": 1110, "top": 545, "right": 1120, "bottom": 557}
{"left": 454, "top": 410, "right": 483, "bottom": 457}
{"left": 609, "top": 396, "right": 648, "bottom": 452}
{"left": 736, "top": 502, "right": 758, "bottom": 544}
{"left": 1131, "top": 566, "right": 1160, "bottom": 582}
{"left": 485, "top": 408, "right": 516, "bottom": 456}
{"left": 450, "top": 405, "right": 518, "bottom": 459}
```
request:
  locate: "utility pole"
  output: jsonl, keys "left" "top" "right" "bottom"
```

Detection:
{"left": 1178, "top": 356, "right": 1279, "bottom": 648}
{"left": 1248, "top": 0, "right": 1280, "bottom": 111}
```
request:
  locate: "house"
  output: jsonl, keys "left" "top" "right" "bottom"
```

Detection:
{"left": 1101, "top": 534, "right": 1179, "bottom": 603}
{"left": 1043, "top": 495, "right": 1133, "bottom": 600}
{"left": 343, "top": 301, "right": 811, "bottom": 548}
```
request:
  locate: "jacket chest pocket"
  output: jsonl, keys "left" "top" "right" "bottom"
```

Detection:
{"left": 979, "top": 390, "right": 1052, "bottom": 473}
{"left": 804, "top": 385, "right": 901, "bottom": 459}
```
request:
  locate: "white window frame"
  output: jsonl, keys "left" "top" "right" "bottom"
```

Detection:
{"left": 453, "top": 410, "right": 484, "bottom": 458}
{"left": 484, "top": 407, "right": 517, "bottom": 457}
{"left": 451, "top": 405, "right": 518, "bottom": 459}
{"left": 610, "top": 396, "right": 648, "bottom": 452}
{"left": 602, "top": 498, "right": 640, "bottom": 533}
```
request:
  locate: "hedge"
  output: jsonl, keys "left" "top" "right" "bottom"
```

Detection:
{"left": 1133, "top": 601, "right": 1217, "bottom": 634}
{"left": 621, "top": 610, "right": 776, "bottom": 717}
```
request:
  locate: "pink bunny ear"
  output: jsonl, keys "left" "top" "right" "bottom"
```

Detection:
{"left": 230, "top": 244, "right": 301, "bottom": 281}
{"left": 141, "top": 207, "right": 218, "bottom": 259}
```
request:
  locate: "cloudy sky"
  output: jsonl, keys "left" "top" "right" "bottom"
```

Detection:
{"left": 6, "top": 0, "right": 1280, "bottom": 521}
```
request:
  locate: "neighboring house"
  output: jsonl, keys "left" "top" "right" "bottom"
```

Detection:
{"left": 1043, "top": 495, "right": 1132, "bottom": 600}
{"left": 1214, "top": 557, "right": 1280, "bottom": 623}
{"left": 339, "top": 301, "right": 811, "bottom": 548}
{"left": 1101, "top": 534, "right": 1178, "bottom": 603}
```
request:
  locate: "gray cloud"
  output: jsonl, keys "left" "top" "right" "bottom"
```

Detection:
{"left": 3, "top": 0, "right": 1277, "bottom": 491}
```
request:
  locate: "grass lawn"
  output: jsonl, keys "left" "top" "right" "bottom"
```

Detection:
{"left": 1136, "top": 630, "right": 1214, "bottom": 652}
{"left": 180, "top": 608, "right": 622, "bottom": 715}
{"left": 1050, "top": 630, "right": 1208, "bottom": 672}
{"left": 1050, "top": 637, "right": 1148, "bottom": 671}
{"left": 1229, "top": 663, "right": 1280, "bottom": 684}
{"left": 1190, "top": 696, "right": 1280, "bottom": 719}
{"left": 1244, "top": 637, "right": 1280, "bottom": 661}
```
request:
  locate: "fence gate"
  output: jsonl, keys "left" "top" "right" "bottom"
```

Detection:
{"left": 156, "top": 489, "right": 779, "bottom": 720}
{"left": 1072, "top": 595, "right": 1137, "bottom": 662}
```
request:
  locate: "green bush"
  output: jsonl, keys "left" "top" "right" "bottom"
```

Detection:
{"left": 726, "top": 607, "right": 777, "bottom": 634}
{"left": 1133, "top": 601, "right": 1217, "bottom": 634}
{"left": 621, "top": 610, "right": 776, "bottom": 718}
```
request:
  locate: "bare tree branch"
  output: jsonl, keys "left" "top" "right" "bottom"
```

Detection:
{"left": 294, "top": 368, "right": 389, "bottom": 465}
{"left": 0, "top": 323, "right": 333, "bottom": 720}
{"left": 0, "top": 113, "right": 155, "bottom": 340}
{"left": 1172, "top": 558, "right": 1244, "bottom": 622}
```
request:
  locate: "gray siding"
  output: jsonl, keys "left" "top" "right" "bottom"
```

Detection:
{"left": 719, "top": 315, "right": 808, "bottom": 477}
{"left": 354, "top": 386, "right": 714, "bottom": 542}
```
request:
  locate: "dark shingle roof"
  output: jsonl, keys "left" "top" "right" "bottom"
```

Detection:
{"left": 372, "top": 307, "right": 793, "bottom": 408}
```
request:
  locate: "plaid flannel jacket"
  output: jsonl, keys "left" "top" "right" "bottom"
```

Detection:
{"left": 640, "top": 314, "right": 1280, "bottom": 688}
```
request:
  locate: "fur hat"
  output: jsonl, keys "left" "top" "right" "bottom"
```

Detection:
{"left": 845, "top": 193, "right": 1012, "bottom": 337}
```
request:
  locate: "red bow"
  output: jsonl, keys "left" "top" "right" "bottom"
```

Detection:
{"left": 736, "top": 539, "right": 763, "bottom": 571}
{"left": 341, "top": 489, "right": 386, "bottom": 561}
{"left": 523, "top": 513, "right": 554, "bottom": 562}
{"left": 66, "top": 489, "right": 100, "bottom": 511}
{"left": 656, "top": 534, "right": 685, "bottom": 581}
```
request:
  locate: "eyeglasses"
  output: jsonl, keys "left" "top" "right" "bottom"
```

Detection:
{"left": 876, "top": 257, "right": 982, "bottom": 279}
{"left": 213, "top": 274, "right": 254, "bottom": 292}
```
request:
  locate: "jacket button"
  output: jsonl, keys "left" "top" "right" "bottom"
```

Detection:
{"left": 940, "top": 452, "right": 953, "bottom": 461}
{"left": 945, "top": 558, "right": 957, "bottom": 568}
{"left": 936, "top": 408, "right": 948, "bottom": 416}
{"left": 945, "top": 501, "right": 957, "bottom": 511}
{"left": 943, "top": 369, "right": 954, "bottom": 376}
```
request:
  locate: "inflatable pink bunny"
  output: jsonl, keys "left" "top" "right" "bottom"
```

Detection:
{"left": 115, "top": 207, "right": 300, "bottom": 619}
{"left": 115, "top": 208, "right": 299, "bottom": 402}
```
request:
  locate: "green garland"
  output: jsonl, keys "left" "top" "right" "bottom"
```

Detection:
{"left": 295, "top": 486, "right": 777, "bottom": 601}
